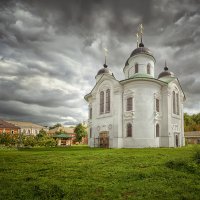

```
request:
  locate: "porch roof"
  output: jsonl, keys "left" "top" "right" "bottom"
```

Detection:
{"left": 52, "top": 133, "right": 73, "bottom": 139}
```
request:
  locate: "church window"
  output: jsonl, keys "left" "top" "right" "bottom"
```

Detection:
{"left": 176, "top": 93, "right": 179, "bottom": 115}
{"left": 173, "top": 91, "right": 179, "bottom": 115}
{"left": 106, "top": 89, "right": 110, "bottom": 113}
{"left": 156, "top": 124, "right": 159, "bottom": 137}
{"left": 173, "top": 91, "right": 176, "bottom": 114}
{"left": 156, "top": 99, "right": 159, "bottom": 112}
{"left": 89, "top": 107, "right": 92, "bottom": 119}
{"left": 147, "top": 63, "right": 151, "bottom": 74}
{"left": 135, "top": 63, "right": 138, "bottom": 73}
{"left": 90, "top": 128, "right": 92, "bottom": 138}
{"left": 127, "top": 123, "right": 132, "bottom": 137}
{"left": 127, "top": 97, "right": 133, "bottom": 111}
{"left": 100, "top": 91, "right": 104, "bottom": 114}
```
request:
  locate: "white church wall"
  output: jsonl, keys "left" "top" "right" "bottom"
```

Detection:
{"left": 168, "top": 82, "right": 185, "bottom": 147}
{"left": 88, "top": 75, "right": 124, "bottom": 148}
{"left": 159, "top": 86, "right": 170, "bottom": 147}
{"left": 122, "top": 80, "right": 161, "bottom": 147}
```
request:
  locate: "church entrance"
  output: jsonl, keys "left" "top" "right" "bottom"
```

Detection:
{"left": 175, "top": 134, "right": 179, "bottom": 147}
{"left": 99, "top": 132, "right": 109, "bottom": 148}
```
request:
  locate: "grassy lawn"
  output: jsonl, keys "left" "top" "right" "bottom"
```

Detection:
{"left": 0, "top": 146, "right": 200, "bottom": 200}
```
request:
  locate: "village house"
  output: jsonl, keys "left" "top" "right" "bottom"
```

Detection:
{"left": 185, "top": 131, "right": 200, "bottom": 144}
{"left": 0, "top": 119, "right": 20, "bottom": 134}
{"left": 6, "top": 120, "right": 46, "bottom": 136}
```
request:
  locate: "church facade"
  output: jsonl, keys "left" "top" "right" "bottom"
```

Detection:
{"left": 84, "top": 29, "right": 185, "bottom": 148}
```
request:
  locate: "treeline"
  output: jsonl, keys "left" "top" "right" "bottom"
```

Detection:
{"left": 184, "top": 113, "right": 200, "bottom": 132}
{"left": 0, "top": 129, "right": 56, "bottom": 147}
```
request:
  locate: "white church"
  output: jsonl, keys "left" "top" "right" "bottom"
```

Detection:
{"left": 84, "top": 25, "right": 185, "bottom": 148}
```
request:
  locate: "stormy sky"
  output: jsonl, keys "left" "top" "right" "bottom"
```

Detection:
{"left": 0, "top": 0, "right": 200, "bottom": 126}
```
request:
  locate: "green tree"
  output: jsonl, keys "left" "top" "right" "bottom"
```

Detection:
{"left": 36, "top": 129, "right": 47, "bottom": 139}
{"left": 184, "top": 112, "right": 200, "bottom": 131}
{"left": 49, "top": 123, "right": 62, "bottom": 130}
{"left": 74, "top": 123, "right": 87, "bottom": 143}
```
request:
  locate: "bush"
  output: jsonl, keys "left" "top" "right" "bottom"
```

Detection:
{"left": 22, "top": 135, "right": 37, "bottom": 147}
{"left": 194, "top": 146, "right": 200, "bottom": 164}
{"left": 165, "top": 159, "right": 199, "bottom": 174}
{"left": 36, "top": 136, "right": 57, "bottom": 147}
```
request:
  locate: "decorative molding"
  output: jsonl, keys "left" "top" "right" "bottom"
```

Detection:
{"left": 172, "top": 124, "right": 180, "bottom": 132}
{"left": 108, "top": 124, "right": 112, "bottom": 130}
{"left": 124, "top": 111, "right": 135, "bottom": 119}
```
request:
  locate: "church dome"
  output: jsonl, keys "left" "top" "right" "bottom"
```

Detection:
{"left": 158, "top": 66, "right": 174, "bottom": 79}
{"left": 125, "top": 43, "right": 155, "bottom": 66}
{"left": 96, "top": 64, "right": 113, "bottom": 76}
{"left": 130, "top": 47, "right": 153, "bottom": 57}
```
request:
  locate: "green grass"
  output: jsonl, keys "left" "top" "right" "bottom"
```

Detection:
{"left": 0, "top": 146, "right": 200, "bottom": 200}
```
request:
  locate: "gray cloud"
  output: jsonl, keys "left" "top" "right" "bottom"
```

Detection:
{"left": 0, "top": 0, "right": 200, "bottom": 125}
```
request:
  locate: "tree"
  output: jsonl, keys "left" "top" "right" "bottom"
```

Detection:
{"left": 36, "top": 129, "right": 47, "bottom": 139}
{"left": 74, "top": 123, "right": 87, "bottom": 143}
{"left": 49, "top": 123, "right": 62, "bottom": 130}
{"left": 184, "top": 112, "right": 200, "bottom": 132}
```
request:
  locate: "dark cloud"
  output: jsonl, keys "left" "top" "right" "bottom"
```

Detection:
{"left": 0, "top": 0, "right": 200, "bottom": 125}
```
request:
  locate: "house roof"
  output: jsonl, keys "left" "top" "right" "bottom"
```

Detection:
{"left": 48, "top": 126, "right": 75, "bottom": 134}
{"left": 6, "top": 120, "right": 45, "bottom": 129}
{"left": 52, "top": 133, "right": 73, "bottom": 139}
{"left": 0, "top": 119, "right": 20, "bottom": 129}
{"left": 185, "top": 131, "right": 200, "bottom": 137}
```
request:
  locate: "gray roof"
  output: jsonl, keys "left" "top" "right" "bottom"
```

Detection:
{"left": 96, "top": 64, "right": 113, "bottom": 76}
{"left": 158, "top": 71, "right": 175, "bottom": 79}
{"left": 130, "top": 47, "right": 153, "bottom": 58}
{"left": 125, "top": 44, "right": 155, "bottom": 67}
{"left": 158, "top": 66, "right": 175, "bottom": 79}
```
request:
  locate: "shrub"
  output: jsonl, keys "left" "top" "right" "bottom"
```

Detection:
{"left": 22, "top": 135, "right": 37, "bottom": 147}
{"left": 165, "top": 159, "right": 198, "bottom": 174}
{"left": 194, "top": 146, "right": 200, "bottom": 164}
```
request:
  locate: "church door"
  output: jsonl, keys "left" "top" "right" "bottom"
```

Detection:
{"left": 175, "top": 134, "right": 179, "bottom": 147}
{"left": 99, "top": 132, "right": 109, "bottom": 148}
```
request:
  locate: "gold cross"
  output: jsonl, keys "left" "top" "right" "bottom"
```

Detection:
{"left": 136, "top": 33, "right": 139, "bottom": 41}
{"left": 138, "top": 24, "right": 144, "bottom": 36}
{"left": 136, "top": 33, "right": 139, "bottom": 47}
{"left": 104, "top": 48, "right": 108, "bottom": 65}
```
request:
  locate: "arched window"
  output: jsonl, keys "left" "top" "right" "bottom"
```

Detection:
{"left": 147, "top": 63, "right": 151, "bottom": 74}
{"left": 127, "top": 123, "right": 132, "bottom": 137}
{"left": 106, "top": 89, "right": 110, "bottom": 113}
{"left": 156, "top": 124, "right": 159, "bottom": 137}
{"left": 135, "top": 63, "right": 138, "bottom": 73}
{"left": 126, "top": 97, "right": 133, "bottom": 111}
{"left": 176, "top": 93, "right": 179, "bottom": 115}
{"left": 100, "top": 91, "right": 104, "bottom": 114}
{"left": 173, "top": 91, "right": 176, "bottom": 114}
